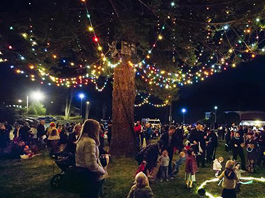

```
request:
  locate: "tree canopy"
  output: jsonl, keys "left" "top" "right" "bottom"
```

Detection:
{"left": 0, "top": 0, "right": 265, "bottom": 102}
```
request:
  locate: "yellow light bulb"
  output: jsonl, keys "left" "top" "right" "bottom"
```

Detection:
{"left": 158, "top": 35, "right": 163, "bottom": 40}
{"left": 88, "top": 26, "right": 93, "bottom": 32}
{"left": 98, "top": 46, "right": 102, "bottom": 51}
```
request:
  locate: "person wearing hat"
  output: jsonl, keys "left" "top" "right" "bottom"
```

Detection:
{"left": 245, "top": 131, "right": 258, "bottom": 173}
{"left": 230, "top": 131, "right": 246, "bottom": 170}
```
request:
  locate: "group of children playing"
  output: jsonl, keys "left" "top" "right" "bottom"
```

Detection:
{"left": 129, "top": 145, "right": 247, "bottom": 198}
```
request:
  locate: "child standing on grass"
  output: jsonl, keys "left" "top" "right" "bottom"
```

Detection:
{"left": 159, "top": 150, "right": 170, "bottom": 182}
{"left": 127, "top": 172, "right": 154, "bottom": 198}
{"left": 234, "top": 162, "right": 245, "bottom": 193}
{"left": 185, "top": 148, "right": 198, "bottom": 189}
{"left": 213, "top": 157, "right": 224, "bottom": 177}
{"left": 218, "top": 160, "right": 239, "bottom": 198}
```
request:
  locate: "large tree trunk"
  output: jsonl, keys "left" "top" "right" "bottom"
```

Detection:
{"left": 110, "top": 55, "right": 137, "bottom": 157}
{"left": 64, "top": 88, "right": 74, "bottom": 120}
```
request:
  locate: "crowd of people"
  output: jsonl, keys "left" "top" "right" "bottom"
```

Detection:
{"left": 1, "top": 118, "right": 265, "bottom": 198}
{"left": 132, "top": 121, "right": 265, "bottom": 198}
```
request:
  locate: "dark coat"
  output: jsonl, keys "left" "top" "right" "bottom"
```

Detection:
{"left": 136, "top": 144, "right": 160, "bottom": 171}
{"left": 230, "top": 137, "right": 244, "bottom": 151}
{"left": 206, "top": 132, "right": 218, "bottom": 149}
{"left": 160, "top": 132, "right": 177, "bottom": 151}
{"left": 189, "top": 129, "right": 206, "bottom": 150}
{"left": 37, "top": 124, "right": 45, "bottom": 138}
{"left": 20, "top": 126, "right": 31, "bottom": 142}
{"left": 0, "top": 129, "right": 8, "bottom": 148}
{"left": 64, "top": 133, "right": 78, "bottom": 154}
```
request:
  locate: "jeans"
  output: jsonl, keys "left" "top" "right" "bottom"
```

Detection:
{"left": 160, "top": 166, "right": 169, "bottom": 180}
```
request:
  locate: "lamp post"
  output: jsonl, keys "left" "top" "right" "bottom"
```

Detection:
{"left": 85, "top": 101, "right": 90, "bottom": 119}
{"left": 181, "top": 108, "right": 187, "bottom": 124}
{"left": 26, "top": 91, "right": 45, "bottom": 115}
{"left": 214, "top": 106, "right": 218, "bottom": 129}
{"left": 79, "top": 93, "right": 85, "bottom": 118}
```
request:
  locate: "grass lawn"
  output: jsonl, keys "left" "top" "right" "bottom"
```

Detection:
{"left": 0, "top": 141, "right": 265, "bottom": 198}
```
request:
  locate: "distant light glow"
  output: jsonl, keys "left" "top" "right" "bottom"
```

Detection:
{"left": 79, "top": 93, "right": 85, "bottom": 99}
{"left": 182, "top": 108, "right": 187, "bottom": 113}
{"left": 31, "top": 91, "right": 45, "bottom": 101}
{"left": 214, "top": 106, "right": 218, "bottom": 110}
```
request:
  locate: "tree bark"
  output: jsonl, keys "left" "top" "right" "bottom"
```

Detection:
{"left": 110, "top": 55, "right": 137, "bottom": 157}
{"left": 64, "top": 88, "right": 74, "bottom": 119}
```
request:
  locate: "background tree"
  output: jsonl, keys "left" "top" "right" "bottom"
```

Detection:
{"left": 28, "top": 102, "right": 46, "bottom": 115}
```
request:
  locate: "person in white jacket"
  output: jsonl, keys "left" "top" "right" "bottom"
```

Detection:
{"left": 76, "top": 119, "right": 108, "bottom": 198}
{"left": 213, "top": 157, "right": 224, "bottom": 177}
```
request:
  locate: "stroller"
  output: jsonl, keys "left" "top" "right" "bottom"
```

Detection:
{"left": 50, "top": 151, "right": 109, "bottom": 190}
{"left": 50, "top": 152, "right": 75, "bottom": 189}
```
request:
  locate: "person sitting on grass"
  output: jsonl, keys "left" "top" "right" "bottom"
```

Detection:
{"left": 185, "top": 148, "right": 198, "bottom": 189}
{"left": 218, "top": 160, "right": 239, "bottom": 198}
{"left": 127, "top": 172, "right": 154, "bottom": 198}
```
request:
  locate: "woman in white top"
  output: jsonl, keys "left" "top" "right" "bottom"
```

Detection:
{"left": 75, "top": 119, "right": 107, "bottom": 198}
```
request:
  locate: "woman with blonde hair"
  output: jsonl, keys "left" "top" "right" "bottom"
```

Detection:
{"left": 218, "top": 160, "right": 239, "bottom": 198}
{"left": 75, "top": 119, "right": 107, "bottom": 198}
{"left": 127, "top": 172, "right": 154, "bottom": 198}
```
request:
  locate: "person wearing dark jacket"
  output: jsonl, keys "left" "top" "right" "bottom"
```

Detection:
{"left": 0, "top": 123, "right": 8, "bottom": 155}
{"left": 135, "top": 141, "right": 163, "bottom": 172}
{"left": 160, "top": 125, "right": 176, "bottom": 176}
{"left": 20, "top": 122, "right": 31, "bottom": 144}
{"left": 37, "top": 120, "right": 45, "bottom": 139}
{"left": 189, "top": 123, "right": 206, "bottom": 167}
{"left": 65, "top": 124, "right": 82, "bottom": 154}
{"left": 230, "top": 131, "right": 246, "bottom": 170}
{"left": 225, "top": 127, "right": 232, "bottom": 152}
{"left": 175, "top": 125, "right": 184, "bottom": 151}
{"left": 257, "top": 128, "right": 265, "bottom": 166}
{"left": 205, "top": 128, "right": 218, "bottom": 163}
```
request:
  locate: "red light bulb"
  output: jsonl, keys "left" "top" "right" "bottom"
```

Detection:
{"left": 93, "top": 36, "right": 99, "bottom": 42}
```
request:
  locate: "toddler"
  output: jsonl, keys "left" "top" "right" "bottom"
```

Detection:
{"left": 213, "top": 157, "right": 224, "bottom": 177}
{"left": 185, "top": 148, "right": 198, "bottom": 189}
{"left": 127, "top": 172, "right": 154, "bottom": 198}
{"left": 159, "top": 150, "right": 170, "bottom": 182}
{"left": 173, "top": 151, "right": 186, "bottom": 176}
{"left": 234, "top": 162, "right": 245, "bottom": 193}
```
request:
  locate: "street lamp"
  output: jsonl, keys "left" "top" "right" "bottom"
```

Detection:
{"left": 79, "top": 93, "right": 85, "bottom": 118}
{"left": 85, "top": 101, "right": 90, "bottom": 119}
{"left": 214, "top": 106, "right": 218, "bottom": 128}
{"left": 18, "top": 99, "right": 23, "bottom": 103}
{"left": 26, "top": 91, "right": 45, "bottom": 114}
{"left": 181, "top": 108, "right": 187, "bottom": 124}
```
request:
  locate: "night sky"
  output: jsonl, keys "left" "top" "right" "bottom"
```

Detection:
{"left": 1, "top": 0, "right": 265, "bottom": 124}
{"left": 1, "top": 55, "right": 265, "bottom": 123}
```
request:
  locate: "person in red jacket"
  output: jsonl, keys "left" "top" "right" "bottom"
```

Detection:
{"left": 134, "top": 121, "right": 142, "bottom": 150}
{"left": 185, "top": 148, "right": 198, "bottom": 189}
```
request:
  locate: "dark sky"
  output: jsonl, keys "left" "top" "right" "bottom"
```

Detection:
{"left": 1, "top": 56, "right": 265, "bottom": 123}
